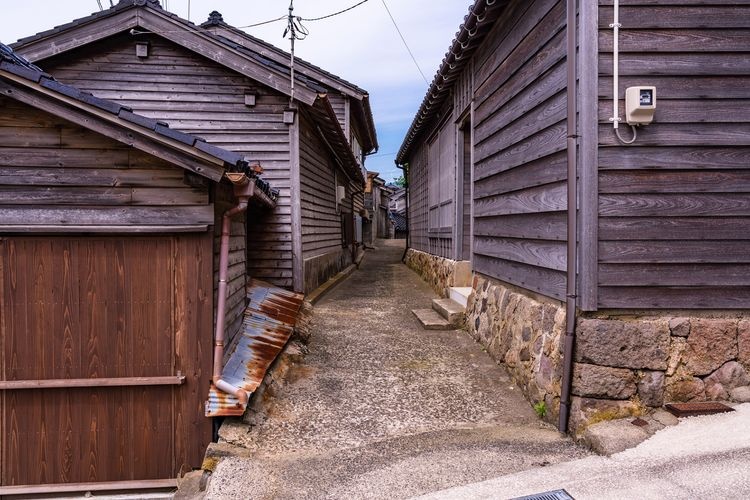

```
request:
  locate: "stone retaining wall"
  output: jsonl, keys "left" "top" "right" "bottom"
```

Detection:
{"left": 464, "top": 275, "right": 750, "bottom": 436}
{"left": 404, "top": 248, "right": 471, "bottom": 297}
{"left": 464, "top": 275, "right": 567, "bottom": 426}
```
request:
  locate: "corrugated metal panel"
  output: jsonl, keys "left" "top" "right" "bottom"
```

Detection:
{"left": 205, "top": 279, "right": 304, "bottom": 417}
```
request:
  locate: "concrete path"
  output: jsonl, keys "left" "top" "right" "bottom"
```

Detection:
{"left": 420, "top": 402, "right": 750, "bottom": 500}
{"left": 205, "top": 240, "right": 588, "bottom": 499}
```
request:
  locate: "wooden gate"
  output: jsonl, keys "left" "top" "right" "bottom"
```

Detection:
{"left": 0, "top": 235, "right": 213, "bottom": 492}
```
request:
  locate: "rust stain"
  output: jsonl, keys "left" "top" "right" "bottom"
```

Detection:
{"left": 206, "top": 279, "right": 304, "bottom": 417}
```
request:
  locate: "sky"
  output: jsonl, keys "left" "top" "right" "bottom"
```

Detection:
{"left": 0, "top": 0, "right": 474, "bottom": 182}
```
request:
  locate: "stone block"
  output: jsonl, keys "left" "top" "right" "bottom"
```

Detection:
{"left": 667, "top": 337, "right": 687, "bottom": 376}
{"left": 572, "top": 363, "right": 637, "bottom": 399}
{"left": 739, "top": 320, "right": 750, "bottom": 371}
{"left": 583, "top": 419, "right": 650, "bottom": 456}
{"left": 576, "top": 319, "right": 670, "bottom": 370}
{"left": 730, "top": 386, "right": 750, "bottom": 403}
{"left": 705, "top": 382, "right": 728, "bottom": 401}
{"left": 704, "top": 361, "right": 749, "bottom": 391}
{"left": 666, "top": 376, "right": 705, "bottom": 402}
{"left": 638, "top": 371, "right": 665, "bottom": 407}
{"left": 685, "top": 319, "right": 738, "bottom": 376}
{"left": 569, "top": 396, "right": 644, "bottom": 437}
{"left": 669, "top": 317, "right": 690, "bottom": 337}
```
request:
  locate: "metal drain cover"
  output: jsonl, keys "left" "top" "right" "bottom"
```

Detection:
{"left": 511, "top": 489, "right": 575, "bottom": 500}
{"left": 665, "top": 402, "right": 735, "bottom": 418}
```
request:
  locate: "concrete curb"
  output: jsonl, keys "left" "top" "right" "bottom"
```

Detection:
{"left": 306, "top": 263, "right": 357, "bottom": 305}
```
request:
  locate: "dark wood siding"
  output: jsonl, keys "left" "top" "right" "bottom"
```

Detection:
{"left": 407, "top": 141, "right": 429, "bottom": 254}
{"left": 298, "top": 112, "right": 355, "bottom": 292}
{"left": 471, "top": 0, "right": 568, "bottom": 300}
{"left": 40, "top": 34, "right": 294, "bottom": 288}
{"left": 0, "top": 97, "right": 212, "bottom": 228}
{"left": 0, "top": 235, "right": 213, "bottom": 486}
{"left": 328, "top": 94, "right": 348, "bottom": 134}
{"left": 596, "top": 1, "right": 750, "bottom": 309}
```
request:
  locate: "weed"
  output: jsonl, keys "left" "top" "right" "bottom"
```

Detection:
{"left": 533, "top": 401, "right": 547, "bottom": 419}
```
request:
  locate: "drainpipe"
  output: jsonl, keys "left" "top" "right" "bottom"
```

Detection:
{"left": 213, "top": 173, "right": 254, "bottom": 406}
{"left": 351, "top": 189, "right": 363, "bottom": 262}
{"left": 395, "top": 161, "right": 409, "bottom": 262}
{"left": 559, "top": 0, "right": 579, "bottom": 434}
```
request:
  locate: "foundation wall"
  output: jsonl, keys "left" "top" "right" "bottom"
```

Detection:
{"left": 404, "top": 248, "right": 471, "bottom": 297}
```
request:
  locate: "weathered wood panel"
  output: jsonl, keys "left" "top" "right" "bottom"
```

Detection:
{"left": 0, "top": 236, "right": 212, "bottom": 485}
{"left": 597, "top": 1, "right": 750, "bottom": 309}
{"left": 297, "top": 111, "right": 354, "bottom": 292}
{"left": 41, "top": 35, "right": 293, "bottom": 288}
{"left": 0, "top": 97, "right": 211, "bottom": 229}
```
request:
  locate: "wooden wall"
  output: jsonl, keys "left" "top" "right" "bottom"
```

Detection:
{"left": 328, "top": 93, "right": 349, "bottom": 135}
{"left": 407, "top": 141, "right": 429, "bottom": 254}
{"left": 471, "top": 0, "right": 568, "bottom": 300}
{"left": 39, "top": 34, "right": 294, "bottom": 289}
{"left": 0, "top": 97, "right": 212, "bottom": 227}
{"left": 595, "top": 1, "right": 750, "bottom": 309}
{"left": 0, "top": 235, "right": 213, "bottom": 485}
{"left": 298, "top": 111, "right": 356, "bottom": 292}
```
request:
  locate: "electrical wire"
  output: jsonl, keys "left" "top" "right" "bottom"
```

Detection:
{"left": 615, "top": 124, "right": 638, "bottom": 144}
{"left": 96, "top": 0, "right": 103, "bottom": 11}
{"left": 299, "top": 0, "right": 370, "bottom": 21}
{"left": 237, "top": 16, "right": 287, "bottom": 29}
{"left": 380, "top": 0, "right": 428, "bottom": 84}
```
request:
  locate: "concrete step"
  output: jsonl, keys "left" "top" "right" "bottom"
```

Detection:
{"left": 412, "top": 308, "right": 452, "bottom": 330}
{"left": 449, "top": 287, "right": 474, "bottom": 308}
{"left": 432, "top": 298, "right": 466, "bottom": 327}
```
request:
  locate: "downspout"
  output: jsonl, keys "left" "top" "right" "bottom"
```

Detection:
{"left": 351, "top": 189, "right": 363, "bottom": 262}
{"left": 213, "top": 173, "right": 254, "bottom": 406}
{"left": 559, "top": 0, "right": 579, "bottom": 434}
{"left": 395, "top": 161, "right": 409, "bottom": 263}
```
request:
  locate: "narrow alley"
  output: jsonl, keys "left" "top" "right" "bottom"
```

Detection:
{"left": 204, "top": 240, "right": 588, "bottom": 499}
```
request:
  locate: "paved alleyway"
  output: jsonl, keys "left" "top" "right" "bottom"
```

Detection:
{"left": 205, "top": 240, "right": 588, "bottom": 499}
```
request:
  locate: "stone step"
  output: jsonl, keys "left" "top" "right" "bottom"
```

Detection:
{"left": 432, "top": 298, "right": 466, "bottom": 327}
{"left": 449, "top": 286, "right": 473, "bottom": 308}
{"left": 412, "top": 308, "right": 452, "bottom": 330}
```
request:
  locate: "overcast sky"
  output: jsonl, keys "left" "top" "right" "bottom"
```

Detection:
{"left": 0, "top": 0, "right": 473, "bottom": 182}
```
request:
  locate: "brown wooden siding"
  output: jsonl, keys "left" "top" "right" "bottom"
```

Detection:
{"left": 0, "top": 97, "right": 212, "bottom": 228}
{"left": 0, "top": 235, "right": 213, "bottom": 486}
{"left": 40, "top": 34, "right": 293, "bottom": 288}
{"left": 471, "top": 0, "right": 568, "bottom": 300}
{"left": 596, "top": 1, "right": 750, "bottom": 309}
{"left": 328, "top": 94, "right": 348, "bottom": 135}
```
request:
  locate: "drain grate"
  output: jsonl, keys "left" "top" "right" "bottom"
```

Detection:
{"left": 665, "top": 402, "right": 735, "bottom": 418}
{"left": 512, "top": 489, "right": 575, "bottom": 500}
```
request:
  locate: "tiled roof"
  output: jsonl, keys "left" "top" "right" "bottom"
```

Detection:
{"left": 390, "top": 211, "right": 407, "bottom": 232}
{"left": 0, "top": 41, "right": 278, "bottom": 200}
{"left": 396, "top": 0, "right": 509, "bottom": 163}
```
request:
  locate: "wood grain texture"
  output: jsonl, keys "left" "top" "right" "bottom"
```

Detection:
{"left": 0, "top": 236, "right": 211, "bottom": 485}
{"left": 41, "top": 34, "right": 293, "bottom": 289}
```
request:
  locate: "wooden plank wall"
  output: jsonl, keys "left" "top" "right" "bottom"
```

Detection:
{"left": 40, "top": 34, "right": 294, "bottom": 288}
{"left": 407, "top": 142, "right": 429, "bottom": 254}
{"left": 596, "top": 0, "right": 750, "bottom": 309}
{"left": 299, "top": 112, "right": 344, "bottom": 260}
{"left": 471, "top": 0, "right": 568, "bottom": 300}
{"left": 0, "top": 97, "right": 212, "bottom": 227}
{"left": 0, "top": 235, "right": 213, "bottom": 485}
{"left": 328, "top": 94, "right": 348, "bottom": 135}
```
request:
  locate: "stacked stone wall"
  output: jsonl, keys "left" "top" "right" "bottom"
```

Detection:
{"left": 464, "top": 275, "right": 567, "bottom": 426}
{"left": 464, "top": 275, "right": 750, "bottom": 436}
{"left": 404, "top": 248, "right": 470, "bottom": 297}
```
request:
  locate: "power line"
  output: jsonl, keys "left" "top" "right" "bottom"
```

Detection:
{"left": 300, "top": 0, "right": 370, "bottom": 22}
{"left": 380, "top": 0, "right": 428, "bottom": 85}
{"left": 237, "top": 16, "right": 287, "bottom": 30}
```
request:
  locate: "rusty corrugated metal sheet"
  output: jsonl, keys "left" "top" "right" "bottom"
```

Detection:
{"left": 205, "top": 279, "right": 304, "bottom": 417}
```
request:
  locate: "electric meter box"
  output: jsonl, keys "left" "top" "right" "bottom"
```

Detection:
{"left": 625, "top": 86, "right": 656, "bottom": 125}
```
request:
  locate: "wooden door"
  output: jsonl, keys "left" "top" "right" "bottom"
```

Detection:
{"left": 0, "top": 235, "right": 213, "bottom": 488}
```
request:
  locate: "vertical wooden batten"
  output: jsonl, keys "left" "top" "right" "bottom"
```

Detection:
{"left": 578, "top": 0, "right": 599, "bottom": 311}
{"left": 289, "top": 109, "right": 304, "bottom": 293}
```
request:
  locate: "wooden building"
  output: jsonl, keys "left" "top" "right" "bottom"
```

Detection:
{"left": 0, "top": 43, "right": 279, "bottom": 492}
{"left": 12, "top": 0, "right": 378, "bottom": 295}
{"left": 364, "top": 171, "right": 394, "bottom": 245}
{"left": 398, "top": 0, "right": 750, "bottom": 434}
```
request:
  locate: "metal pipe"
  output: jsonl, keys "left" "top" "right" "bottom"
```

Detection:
{"left": 559, "top": 0, "right": 579, "bottom": 435}
{"left": 610, "top": 0, "right": 621, "bottom": 129}
{"left": 395, "top": 161, "right": 410, "bottom": 262}
{"left": 212, "top": 175, "right": 253, "bottom": 406}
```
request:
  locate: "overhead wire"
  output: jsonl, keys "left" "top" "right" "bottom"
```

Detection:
{"left": 380, "top": 0, "right": 429, "bottom": 84}
{"left": 299, "top": 0, "right": 370, "bottom": 22}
